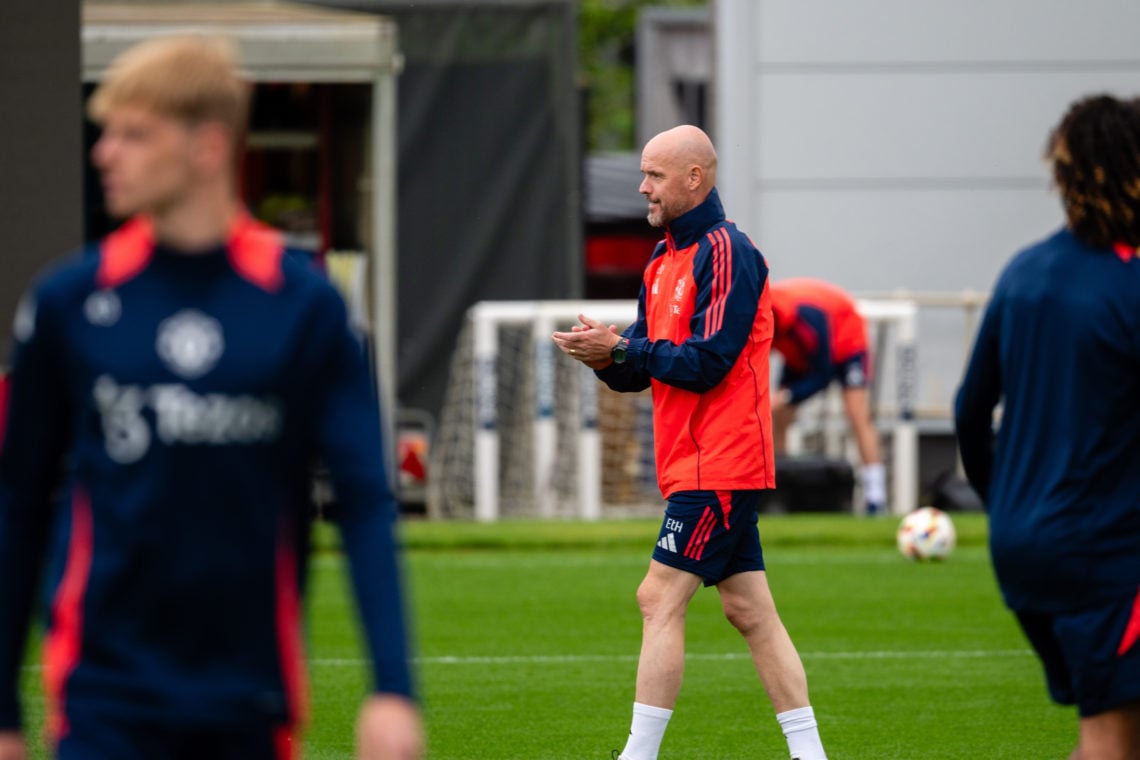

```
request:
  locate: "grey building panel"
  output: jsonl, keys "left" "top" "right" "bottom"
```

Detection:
{"left": 636, "top": 6, "right": 712, "bottom": 146}
{"left": 754, "top": 69, "right": 1140, "bottom": 183}
{"left": 585, "top": 152, "right": 647, "bottom": 224}
{"left": 754, "top": 0, "right": 1140, "bottom": 64}
{"left": 717, "top": 0, "right": 1140, "bottom": 265}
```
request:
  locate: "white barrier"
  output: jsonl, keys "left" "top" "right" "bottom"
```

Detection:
{"left": 467, "top": 298, "right": 919, "bottom": 521}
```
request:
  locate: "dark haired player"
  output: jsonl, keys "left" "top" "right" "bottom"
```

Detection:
{"left": 956, "top": 94, "right": 1140, "bottom": 758}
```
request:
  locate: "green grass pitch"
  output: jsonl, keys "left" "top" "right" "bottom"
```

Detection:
{"left": 19, "top": 513, "right": 1077, "bottom": 758}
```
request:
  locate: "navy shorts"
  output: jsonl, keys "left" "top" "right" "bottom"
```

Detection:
{"left": 652, "top": 490, "right": 765, "bottom": 587}
{"left": 780, "top": 351, "right": 870, "bottom": 402}
{"left": 1016, "top": 585, "right": 1140, "bottom": 717}
{"left": 56, "top": 713, "right": 296, "bottom": 760}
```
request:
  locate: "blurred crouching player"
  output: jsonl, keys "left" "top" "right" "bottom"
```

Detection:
{"left": 769, "top": 278, "right": 886, "bottom": 515}
{"left": 0, "top": 36, "right": 422, "bottom": 760}
{"left": 956, "top": 94, "right": 1140, "bottom": 759}
{"left": 554, "top": 125, "right": 827, "bottom": 760}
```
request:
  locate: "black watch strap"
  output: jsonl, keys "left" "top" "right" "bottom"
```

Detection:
{"left": 611, "top": 337, "right": 630, "bottom": 363}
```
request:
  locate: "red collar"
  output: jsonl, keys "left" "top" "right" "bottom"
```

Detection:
{"left": 98, "top": 212, "right": 284, "bottom": 291}
{"left": 1112, "top": 242, "right": 1138, "bottom": 262}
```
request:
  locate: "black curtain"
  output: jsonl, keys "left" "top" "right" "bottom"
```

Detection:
{"left": 309, "top": 1, "right": 582, "bottom": 423}
{"left": 0, "top": 1, "right": 81, "bottom": 360}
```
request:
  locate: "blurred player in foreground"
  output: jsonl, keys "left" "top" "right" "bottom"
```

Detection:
{"left": 955, "top": 94, "right": 1140, "bottom": 759}
{"left": 769, "top": 278, "right": 886, "bottom": 515}
{"left": 0, "top": 35, "right": 422, "bottom": 760}
{"left": 554, "top": 125, "right": 827, "bottom": 760}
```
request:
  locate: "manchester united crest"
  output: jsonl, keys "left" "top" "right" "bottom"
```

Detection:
{"left": 156, "top": 309, "right": 224, "bottom": 379}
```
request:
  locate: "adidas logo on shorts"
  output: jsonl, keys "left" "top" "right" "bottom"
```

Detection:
{"left": 657, "top": 533, "right": 678, "bottom": 553}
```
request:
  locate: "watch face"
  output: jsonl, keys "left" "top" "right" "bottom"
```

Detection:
{"left": 612, "top": 339, "right": 628, "bottom": 363}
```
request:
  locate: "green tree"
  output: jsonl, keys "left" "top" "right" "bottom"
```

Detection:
{"left": 579, "top": 0, "right": 705, "bottom": 151}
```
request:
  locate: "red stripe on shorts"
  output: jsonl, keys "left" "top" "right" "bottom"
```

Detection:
{"left": 1116, "top": 584, "right": 1140, "bottom": 657}
{"left": 684, "top": 507, "right": 716, "bottom": 561}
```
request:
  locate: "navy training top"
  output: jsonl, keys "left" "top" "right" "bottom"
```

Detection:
{"left": 955, "top": 227, "right": 1140, "bottom": 614}
{"left": 0, "top": 215, "right": 414, "bottom": 732}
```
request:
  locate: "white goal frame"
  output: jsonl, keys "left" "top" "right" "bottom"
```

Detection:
{"left": 467, "top": 298, "right": 918, "bottom": 521}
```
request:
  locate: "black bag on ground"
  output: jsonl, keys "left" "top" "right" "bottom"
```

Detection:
{"left": 759, "top": 455, "right": 854, "bottom": 514}
{"left": 927, "top": 469, "right": 984, "bottom": 512}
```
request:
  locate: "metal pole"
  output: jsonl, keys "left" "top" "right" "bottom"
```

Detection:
{"left": 533, "top": 307, "right": 558, "bottom": 517}
{"left": 371, "top": 42, "right": 401, "bottom": 487}
{"left": 473, "top": 306, "right": 500, "bottom": 522}
{"left": 893, "top": 303, "right": 919, "bottom": 515}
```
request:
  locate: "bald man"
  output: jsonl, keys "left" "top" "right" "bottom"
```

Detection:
{"left": 553, "top": 126, "right": 827, "bottom": 760}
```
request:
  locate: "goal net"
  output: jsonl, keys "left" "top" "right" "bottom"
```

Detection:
{"left": 428, "top": 299, "right": 917, "bottom": 521}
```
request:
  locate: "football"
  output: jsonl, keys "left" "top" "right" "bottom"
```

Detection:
{"left": 896, "top": 506, "right": 956, "bottom": 561}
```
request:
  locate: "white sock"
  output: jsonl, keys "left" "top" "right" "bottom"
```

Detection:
{"left": 861, "top": 463, "right": 887, "bottom": 510}
{"left": 618, "top": 702, "right": 673, "bottom": 760}
{"left": 777, "top": 706, "right": 827, "bottom": 760}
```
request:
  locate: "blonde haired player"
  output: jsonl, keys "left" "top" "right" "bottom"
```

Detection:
{"left": 0, "top": 35, "right": 421, "bottom": 760}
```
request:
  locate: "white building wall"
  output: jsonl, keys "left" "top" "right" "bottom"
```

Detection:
{"left": 716, "top": 0, "right": 1140, "bottom": 288}
{"left": 714, "top": 0, "right": 1140, "bottom": 412}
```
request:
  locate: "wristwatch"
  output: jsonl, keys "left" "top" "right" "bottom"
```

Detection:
{"left": 611, "top": 337, "right": 630, "bottom": 363}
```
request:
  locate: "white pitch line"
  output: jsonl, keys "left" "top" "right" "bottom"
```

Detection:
{"left": 309, "top": 649, "right": 1033, "bottom": 667}
{"left": 20, "top": 649, "right": 1033, "bottom": 673}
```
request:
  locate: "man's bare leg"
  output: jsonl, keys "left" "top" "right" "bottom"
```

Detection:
{"left": 718, "top": 570, "right": 826, "bottom": 759}
{"left": 1068, "top": 702, "right": 1140, "bottom": 760}
{"left": 616, "top": 561, "right": 702, "bottom": 760}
